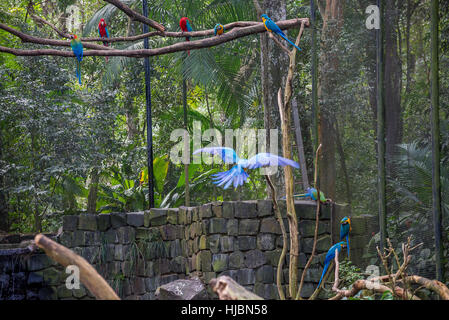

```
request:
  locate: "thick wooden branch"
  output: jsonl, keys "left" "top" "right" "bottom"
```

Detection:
{"left": 0, "top": 23, "right": 111, "bottom": 51}
{"left": 0, "top": 18, "right": 309, "bottom": 58}
{"left": 209, "top": 276, "right": 263, "bottom": 300}
{"left": 104, "top": 0, "right": 165, "bottom": 32}
{"left": 404, "top": 276, "right": 449, "bottom": 300}
{"left": 34, "top": 234, "right": 120, "bottom": 300}
{"left": 31, "top": 14, "right": 69, "bottom": 38}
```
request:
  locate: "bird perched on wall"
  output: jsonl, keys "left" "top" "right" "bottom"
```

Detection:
{"left": 261, "top": 14, "right": 301, "bottom": 51}
{"left": 293, "top": 187, "right": 327, "bottom": 203}
{"left": 340, "top": 216, "right": 352, "bottom": 257}
{"left": 214, "top": 23, "right": 224, "bottom": 36}
{"left": 179, "top": 17, "right": 193, "bottom": 55}
{"left": 317, "top": 241, "right": 346, "bottom": 289}
{"left": 70, "top": 34, "right": 83, "bottom": 85}
{"left": 193, "top": 147, "right": 299, "bottom": 190}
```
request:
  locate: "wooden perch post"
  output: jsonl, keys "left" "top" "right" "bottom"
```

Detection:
{"left": 34, "top": 234, "right": 120, "bottom": 300}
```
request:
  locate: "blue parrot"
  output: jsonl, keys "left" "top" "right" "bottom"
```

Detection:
{"left": 293, "top": 187, "right": 327, "bottom": 203}
{"left": 214, "top": 23, "right": 224, "bottom": 36}
{"left": 70, "top": 34, "right": 83, "bottom": 85}
{"left": 340, "top": 216, "right": 352, "bottom": 258}
{"left": 261, "top": 14, "right": 301, "bottom": 51}
{"left": 317, "top": 241, "right": 346, "bottom": 289}
{"left": 193, "top": 147, "right": 299, "bottom": 190}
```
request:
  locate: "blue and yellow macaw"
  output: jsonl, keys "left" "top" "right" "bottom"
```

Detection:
{"left": 340, "top": 216, "right": 352, "bottom": 258}
{"left": 294, "top": 187, "right": 327, "bottom": 203}
{"left": 193, "top": 147, "right": 299, "bottom": 190}
{"left": 70, "top": 34, "right": 83, "bottom": 85}
{"left": 214, "top": 23, "right": 224, "bottom": 36}
{"left": 261, "top": 14, "right": 301, "bottom": 51}
{"left": 317, "top": 241, "right": 346, "bottom": 289}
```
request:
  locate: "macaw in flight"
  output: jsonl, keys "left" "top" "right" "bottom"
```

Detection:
{"left": 193, "top": 147, "right": 299, "bottom": 190}
{"left": 294, "top": 187, "right": 327, "bottom": 203}
{"left": 317, "top": 241, "right": 346, "bottom": 289}
{"left": 70, "top": 34, "right": 83, "bottom": 85}
{"left": 179, "top": 17, "right": 193, "bottom": 55}
{"left": 261, "top": 14, "right": 301, "bottom": 51}
{"left": 214, "top": 23, "right": 224, "bottom": 36}
{"left": 340, "top": 216, "right": 352, "bottom": 258}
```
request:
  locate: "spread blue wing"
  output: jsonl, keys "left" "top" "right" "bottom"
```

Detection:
{"left": 246, "top": 153, "right": 299, "bottom": 170}
{"left": 105, "top": 26, "right": 109, "bottom": 38}
{"left": 211, "top": 165, "right": 249, "bottom": 189}
{"left": 193, "top": 147, "right": 239, "bottom": 164}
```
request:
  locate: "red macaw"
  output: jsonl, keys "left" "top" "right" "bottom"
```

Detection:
{"left": 98, "top": 18, "right": 110, "bottom": 61}
{"left": 179, "top": 17, "right": 193, "bottom": 55}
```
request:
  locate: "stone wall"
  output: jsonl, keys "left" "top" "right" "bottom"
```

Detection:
{"left": 0, "top": 200, "right": 377, "bottom": 300}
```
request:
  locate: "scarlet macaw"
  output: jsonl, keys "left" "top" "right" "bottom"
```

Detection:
{"left": 179, "top": 17, "right": 193, "bottom": 55}
{"left": 317, "top": 241, "right": 346, "bottom": 289}
{"left": 193, "top": 147, "right": 299, "bottom": 190}
{"left": 98, "top": 18, "right": 110, "bottom": 62}
{"left": 261, "top": 14, "right": 301, "bottom": 51}
{"left": 340, "top": 216, "right": 352, "bottom": 257}
{"left": 70, "top": 34, "right": 83, "bottom": 85}
{"left": 214, "top": 23, "right": 224, "bottom": 36}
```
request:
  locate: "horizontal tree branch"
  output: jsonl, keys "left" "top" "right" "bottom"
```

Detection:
{"left": 104, "top": 0, "right": 165, "bottom": 32}
{"left": 31, "top": 14, "right": 69, "bottom": 38}
{"left": 0, "top": 18, "right": 309, "bottom": 58}
{"left": 0, "top": 23, "right": 111, "bottom": 51}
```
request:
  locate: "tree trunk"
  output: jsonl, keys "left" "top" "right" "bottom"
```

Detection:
{"left": 0, "top": 127, "right": 8, "bottom": 232}
{"left": 318, "top": 0, "right": 345, "bottom": 201}
{"left": 259, "top": 0, "right": 289, "bottom": 198}
{"left": 87, "top": 168, "right": 99, "bottom": 214}
{"left": 384, "top": 0, "right": 403, "bottom": 177}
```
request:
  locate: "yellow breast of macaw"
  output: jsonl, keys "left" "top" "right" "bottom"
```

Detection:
{"left": 218, "top": 27, "right": 223, "bottom": 35}
{"left": 262, "top": 18, "right": 270, "bottom": 32}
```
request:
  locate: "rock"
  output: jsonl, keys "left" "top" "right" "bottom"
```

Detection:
{"left": 257, "top": 200, "right": 273, "bottom": 217}
{"left": 257, "top": 233, "right": 276, "bottom": 251}
{"left": 265, "top": 249, "right": 282, "bottom": 266}
{"left": 160, "top": 225, "right": 180, "bottom": 241}
{"left": 208, "top": 235, "right": 221, "bottom": 254}
{"left": 127, "top": 212, "right": 144, "bottom": 227}
{"left": 211, "top": 202, "right": 223, "bottom": 217}
{"left": 197, "top": 250, "right": 212, "bottom": 272}
{"left": 73, "top": 284, "right": 87, "bottom": 298}
{"left": 27, "top": 272, "right": 43, "bottom": 286}
{"left": 237, "top": 268, "right": 256, "bottom": 285}
{"left": 178, "top": 207, "right": 187, "bottom": 224}
{"left": 167, "top": 209, "right": 179, "bottom": 224}
{"left": 110, "top": 212, "right": 127, "bottom": 228}
{"left": 27, "top": 254, "right": 54, "bottom": 271}
{"left": 260, "top": 217, "right": 282, "bottom": 234}
{"left": 212, "top": 254, "right": 229, "bottom": 272}
{"left": 234, "top": 201, "right": 258, "bottom": 218}
{"left": 220, "top": 236, "right": 234, "bottom": 253}
{"left": 62, "top": 215, "right": 79, "bottom": 231}
{"left": 156, "top": 278, "right": 209, "bottom": 300}
{"left": 97, "top": 214, "right": 111, "bottom": 231}
{"left": 239, "top": 219, "right": 260, "bottom": 235}
{"left": 105, "top": 229, "right": 118, "bottom": 243}
{"left": 209, "top": 218, "right": 227, "bottom": 234}
{"left": 38, "top": 287, "right": 57, "bottom": 300}
{"left": 256, "top": 265, "right": 274, "bottom": 284}
{"left": 222, "top": 202, "right": 234, "bottom": 218}
{"left": 244, "top": 250, "right": 267, "bottom": 268}
{"left": 78, "top": 214, "right": 98, "bottom": 231}
{"left": 117, "top": 226, "right": 136, "bottom": 244}
{"left": 237, "top": 236, "right": 257, "bottom": 251}
{"left": 229, "top": 251, "right": 245, "bottom": 269}
{"left": 42, "top": 267, "right": 61, "bottom": 286}
{"left": 145, "top": 276, "right": 160, "bottom": 292}
{"left": 302, "top": 235, "right": 332, "bottom": 253}
{"left": 298, "top": 220, "right": 329, "bottom": 237}
{"left": 199, "top": 204, "right": 212, "bottom": 219}
{"left": 226, "top": 219, "right": 239, "bottom": 236}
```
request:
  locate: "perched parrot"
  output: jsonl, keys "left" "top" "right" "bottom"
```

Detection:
{"left": 70, "top": 34, "right": 83, "bottom": 85}
{"left": 340, "top": 216, "right": 352, "bottom": 258}
{"left": 193, "top": 147, "right": 299, "bottom": 190}
{"left": 261, "top": 14, "right": 301, "bottom": 51}
{"left": 293, "top": 187, "right": 327, "bottom": 203}
{"left": 98, "top": 18, "right": 110, "bottom": 62}
{"left": 179, "top": 17, "right": 193, "bottom": 55}
{"left": 317, "top": 241, "right": 346, "bottom": 289}
{"left": 214, "top": 23, "right": 224, "bottom": 36}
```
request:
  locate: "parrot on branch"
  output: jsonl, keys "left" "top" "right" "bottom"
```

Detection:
{"left": 179, "top": 17, "right": 193, "bottom": 56}
{"left": 317, "top": 241, "right": 346, "bottom": 289}
{"left": 340, "top": 216, "right": 352, "bottom": 258}
{"left": 98, "top": 18, "right": 110, "bottom": 62}
{"left": 214, "top": 23, "right": 224, "bottom": 36}
{"left": 261, "top": 14, "right": 301, "bottom": 51}
{"left": 193, "top": 147, "right": 299, "bottom": 190}
{"left": 293, "top": 187, "right": 327, "bottom": 203}
{"left": 70, "top": 34, "right": 83, "bottom": 85}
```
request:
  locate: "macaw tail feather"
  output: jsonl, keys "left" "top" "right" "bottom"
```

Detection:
{"left": 346, "top": 235, "right": 350, "bottom": 258}
{"left": 293, "top": 193, "right": 308, "bottom": 198}
{"left": 211, "top": 166, "right": 249, "bottom": 190}
{"left": 317, "top": 262, "right": 329, "bottom": 289}
{"left": 277, "top": 32, "right": 301, "bottom": 51}
{"left": 77, "top": 61, "right": 81, "bottom": 85}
